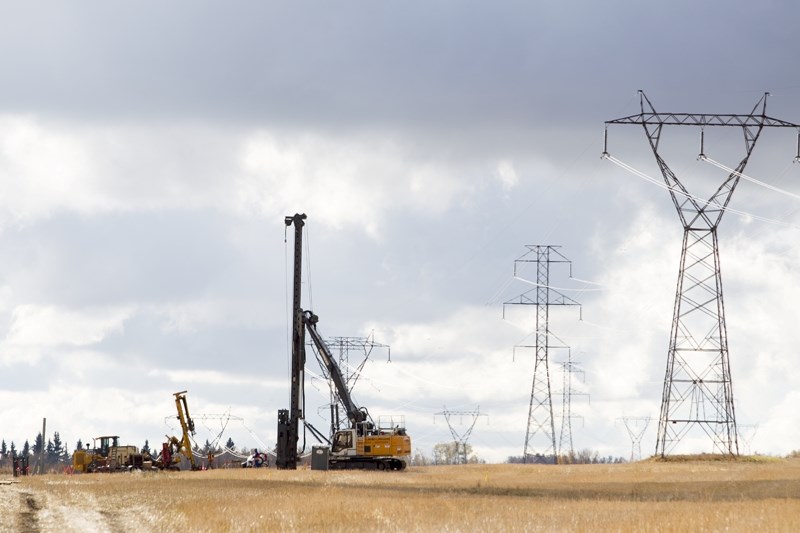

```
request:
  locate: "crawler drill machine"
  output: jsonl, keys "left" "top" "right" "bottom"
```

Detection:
{"left": 276, "top": 214, "right": 411, "bottom": 471}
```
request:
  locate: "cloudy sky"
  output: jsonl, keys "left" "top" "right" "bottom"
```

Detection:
{"left": 1, "top": 1, "right": 799, "bottom": 463}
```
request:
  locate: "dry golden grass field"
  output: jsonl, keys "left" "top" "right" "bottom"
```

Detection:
{"left": 2, "top": 458, "right": 800, "bottom": 532}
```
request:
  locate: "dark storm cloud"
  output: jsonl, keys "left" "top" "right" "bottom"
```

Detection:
{"left": 0, "top": 211, "right": 258, "bottom": 305}
{"left": 3, "top": 1, "right": 797, "bottom": 134}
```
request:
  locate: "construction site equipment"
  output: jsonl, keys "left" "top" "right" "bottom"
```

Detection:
{"left": 277, "top": 213, "right": 411, "bottom": 471}
{"left": 72, "top": 436, "right": 146, "bottom": 473}
{"left": 156, "top": 390, "right": 200, "bottom": 470}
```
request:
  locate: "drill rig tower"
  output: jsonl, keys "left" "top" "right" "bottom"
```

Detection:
{"left": 277, "top": 213, "right": 307, "bottom": 469}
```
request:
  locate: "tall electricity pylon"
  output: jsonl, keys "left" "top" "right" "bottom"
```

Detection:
{"left": 556, "top": 349, "right": 588, "bottom": 458}
{"left": 315, "top": 334, "right": 389, "bottom": 437}
{"left": 504, "top": 246, "right": 580, "bottom": 464}
{"left": 605, "top": 91, "right": 799, "bottom": 457}
{"left": 620, "top": 416, "right": 651, "bottom": 462}
{"left": 434, "top": 407, "right": 488, "bottom": 464}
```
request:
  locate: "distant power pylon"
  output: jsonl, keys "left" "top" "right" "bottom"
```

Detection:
{"left": 504, "top": 245, "right": 581, "bottom": 464}
{"left": 737, "top": 424, "right": 758, "bottom": 456}
{"left": 556, "top": 349, "right": 588, "bottom": 457}
{"left": 313, "top": 333, "right": 389, "bottom": 436}
{"left": 434, "top": 406, "right": 488, "bottom": 464}
{"left": 605, "top": 91, "right": 800, "bottom": 457}
{"left": 620, "top": 417, "right": 652, "bottom": 462}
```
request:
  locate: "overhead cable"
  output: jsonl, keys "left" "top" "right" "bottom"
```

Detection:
{"left": 700, "top": 156, "right": 800, "bottom": 202}
{"left": 604, "top": 154, "right": 800, "bottom": 230}
{"left": 512, "top": 275, "right": 604, "bottom": 292}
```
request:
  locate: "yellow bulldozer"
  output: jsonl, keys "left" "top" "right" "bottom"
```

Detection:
{"left": 72, "top": 436, "right": 145, "bottom": 473}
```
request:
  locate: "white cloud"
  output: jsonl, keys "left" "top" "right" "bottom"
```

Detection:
{"left": 494, "top": 159, "right": 518, "bottom": 191}
{"left": 0, "top": 118, "right": 518, "bottom": 240}
{"left": 236, "top": 131, "right": 476, "bottom": 238}
{"left": 0, "top": 116, "right": 98, "bottom": 224}
{"left": 2, "top": 305, "right": 132, "bottom": 363}
{"left": 146, "top": 368, "right": 284, "bottom": 389}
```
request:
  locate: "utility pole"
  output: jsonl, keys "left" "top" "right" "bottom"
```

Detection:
{"left": 434, "top": 407, "right": 488, "bottom": 464}
{"left": 37, "top": 418, "right": 46, "bottom": 475}
{"left": 605, "top": 91, "right": 800, "bottom": 457}
{"left": 504, "top": 245, "right": 581, "bottom": 464}
{"left": 277, "top": 213, "right": 307, "bottom": 470}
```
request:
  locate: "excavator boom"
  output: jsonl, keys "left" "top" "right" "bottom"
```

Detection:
{"left": 303, "top": 311, "right": 367, "bottom": 428}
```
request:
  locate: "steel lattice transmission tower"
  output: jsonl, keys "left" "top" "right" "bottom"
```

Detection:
{"left": 619, "top": 416, "right": 651, "bottom": 462}
{"left": 504, "top": 246, "right": 580, "bottom": 464}
{"left": 605, "top": 91, "right": 800, "bottom": 457}
{"left": 313, "top": 334, "right": 389, "bottom": 437}
{"left": 434, "top": 407, "right": 488, "bottom": 464}
{"left": 556, "top": 349, "right": 588, "bottom": 458}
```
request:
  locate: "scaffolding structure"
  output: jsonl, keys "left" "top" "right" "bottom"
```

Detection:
{"left": 605, "top": 91, "right": 800, "bottom": 456}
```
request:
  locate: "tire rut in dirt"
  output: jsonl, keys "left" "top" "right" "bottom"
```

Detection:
{"left": 18, "top": 492, "right": 40, "bottom": 533}
{"left": 100, "top": 509, "right": 126, "bottom": 533}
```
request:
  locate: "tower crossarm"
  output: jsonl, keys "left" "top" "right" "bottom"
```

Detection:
{"left": 606, "top": 112, "right": 799, "bottom": 128}
{"left": 607, "top": 91, "right": 798, "bottom": 129}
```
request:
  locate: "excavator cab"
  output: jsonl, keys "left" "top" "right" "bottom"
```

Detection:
{"left": 95, "top": 436, "right": 120, "bottom": 457}
{"left": 332, "top": 430, "right": 355, "bottom": 454}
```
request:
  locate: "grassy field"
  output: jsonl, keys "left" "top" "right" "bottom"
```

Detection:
{"left": 2, "top": 458, "right": 799, "bottom": 532}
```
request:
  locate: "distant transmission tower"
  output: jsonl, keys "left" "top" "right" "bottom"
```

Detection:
{"left": 737, "top": 424, "right": 758, "bottom": 456}
{"left": 504, "top": 246, "right": 581, "bottom": 464}
{"left": 316, "top": 334, "right": 389, "bottom": 436}
{"left": 605, "top": 91, "right": 800, "bottom": 457}
{"left": 556, "top": 349, "right": 588, "bottom": 457}
{"left": 620, "top": 416, "right": 651, "bottom": 462}
{"left": 434, "top": 406, "right": 488, "bottom": 464}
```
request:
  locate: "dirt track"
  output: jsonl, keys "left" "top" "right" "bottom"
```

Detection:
{"left": 0, "top": 480, "right": 155, "bottom": 533}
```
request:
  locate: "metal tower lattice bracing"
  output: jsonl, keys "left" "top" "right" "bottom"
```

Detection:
{"left": 620, "top": 417, "right": 651, "bottom": 462}
{"left": 504, "top": 246, "right": 580, "bottom": 464}
{"left": 605, "top": 91, "right": 800, "bottom": 457}
{"left": 315, "top": 335, "right": 389, "bottom": 438}
{"left": 434, "top": 407, "right": 488, "bottom": 464}
{"left": 557, "top": 349, "right": 587, "bottom": 458}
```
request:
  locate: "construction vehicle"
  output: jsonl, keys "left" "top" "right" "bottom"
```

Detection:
{"left": 155, "top": 390, "right": 200, "bottom": 470}
{"left": 72, "top": 436, "right": 145, "bottom": 472}
{"left": 277, "top": 214, "right": 411, "bottom": 471}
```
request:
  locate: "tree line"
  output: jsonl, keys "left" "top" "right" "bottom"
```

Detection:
{"left": 1, "top": 432, "right": 248, "bottom": 473}
{"left": 0, "top": 432, "right": 71, "bottom": 472}
{"left": 408, "top": 442, "right": 627, "bottom": 466}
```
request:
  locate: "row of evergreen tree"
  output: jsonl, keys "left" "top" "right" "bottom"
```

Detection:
{"left": 0, "top": 433, "right": 242, "bottom": 471}
{"left": 0, "top": 432, "right": 70, "bottom": 469}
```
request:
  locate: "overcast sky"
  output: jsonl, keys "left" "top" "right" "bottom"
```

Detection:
{"left": 1, "top": 1, "right": 799, "bottom": 463}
